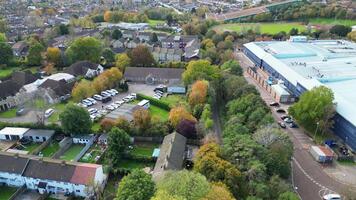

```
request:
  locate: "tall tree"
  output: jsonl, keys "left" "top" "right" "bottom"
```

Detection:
{"left": 182, "top": 60, "right": 220, "bottom": 85}
{"left": 157, "top": 170, "right": 210, "bottom": 200}
{"left": 102, "top": 48, "right": 115, "bottom": 63}
{"left": 188, "top": 80, "right": 209, "bottom": 108}
{"left": 288, "top": 86, "right": 335, "bottom": 135}
{"left": 128, "top": 45, "right": 155, "bottom": 67}
{"left": 202, "top": 182, "right": 236, "bottom": 200}
{"left": 46, "top": 47, "right": 61, "bottom": 66}
{"left": 115, "top": 53, "right": 131, "bottom": 72}
{"left": 169, "top": 106, "right": 197, "bottom": 128}
{"left": 133, "top": 108, "right": 152, "bottom": 133}
{"left": 112, "top": 29, "right": 122, "bottom": 40}
{"left": 27, "top": 42, "right": 44, "bottom": 66}
{"left": 104, "top": 11, "right": 112, "bottom": 22}
{"left": 0, "top": 33, "right": 6, "bottom": 42}
{"left": 107, "top": 127, "right": 130, "bottom": 166}
{"left": 0, "top": 42, "right": 13, "bottom": 66}
{"left": 116, "top": 169, "right": 156, "bottom": 200}
{"left": 65, "top": 37, "right": 102, "bottom": 64}
{"left": 330, "top": 25, "right": 352, "bottom": 37}
{"left": 59, "top": 104, "right": 92, "bottom": 135}
{"left": 71, "top": 80, "right": 96, "bottom": 102}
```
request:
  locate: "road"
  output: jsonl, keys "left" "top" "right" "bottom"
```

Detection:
{"left": 236, "top": 51, "right": 356, "bottom": 200}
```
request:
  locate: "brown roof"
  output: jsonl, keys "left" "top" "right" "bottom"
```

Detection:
{"left": 0, "top": 80, "right": 22, "bottom": 99}
{"left": 64, "top": 61, "right": 99, "bottom": 77}
{"left": 70, "top": 163, "right": 100, "bottom": 185}
{"left": 0, "top": 153, "right": 29, "bottom": 174}
{"left": 11, "top": 71, "right": 37, "bottom": 86}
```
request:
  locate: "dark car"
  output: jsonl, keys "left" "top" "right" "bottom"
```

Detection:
{"left": 278, "top": 121, "right": 287, "bottom": 129}
{"left": 269, "top": 102, "right": 280, "bottom": 107}
{"left": 284, "top": 117, "right": 293, "bottom": 124}
{"left": 289, "top": 122, "right": 298, "bottom": 128}
{"left": 275, "top": 108, "right": 286, "bottom": 113}
{"left": 16, "top": 107, "right": 29, "bottom": 116}
{"left": 102, "top": 96, "right": 112, "bottom": 103}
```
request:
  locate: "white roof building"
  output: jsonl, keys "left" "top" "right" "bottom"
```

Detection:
{"left": 0, "top": 127, "right": 30, "bottom": 140}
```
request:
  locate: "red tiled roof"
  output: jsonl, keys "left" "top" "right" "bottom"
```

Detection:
{"left": 70, "top": 163, "right": 100, "bottom": 185}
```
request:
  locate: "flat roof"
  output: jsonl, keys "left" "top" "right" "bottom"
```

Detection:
{"left": 0, "top": 127, "right": 30, "bottom": 136}
{"left": 244, "top": 39, "right": 356, "bottom": 126}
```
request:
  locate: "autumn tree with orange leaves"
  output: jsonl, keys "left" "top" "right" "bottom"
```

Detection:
{"left": 188, "top": 80, "right": 209, "bottom": 108}
{"left": 169, "top": 106, "right": 197, "bottom": 128}
{"left": 104, "top": 11, "right": 112, "bottom": 22}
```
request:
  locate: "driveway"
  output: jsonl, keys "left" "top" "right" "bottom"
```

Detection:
{"left": 236, "top": 51, "right": 356, "bottom": 199}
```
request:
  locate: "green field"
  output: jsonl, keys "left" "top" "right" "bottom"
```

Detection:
{"left": 41, "top": 141, "right": 60, "bottom": 157}
{"left": 23, "top": 142, "right": 41, "bottom": 153}
{"left": 60, "top": 144, "right": 84, "bottom": 161}
{"left": 48, "top": 102, "right": 71, "bottom": 123}
{"left": 130, "top": 143, "right": 158, "bottom": 157}
{"left": 213, "top": 22, "right": 308, "bottom": 34}
{"left": 0, "top": 186, "right": 17, "bottom": 200}
{"left": 149, "top": 105, "right": 169, "bottom": 121}
{"left": 148, "top": 19, "right": 165, "bottom": 26}
{"left": 120, "top": 159, "right": 154, "bottom": 169}
{"left": 161, "top": 95, "right": 186, "bottom": 107}
{"left": 0, "top": 108, "right": 17, "bottom": 118}
{"left": 309, "top": 18, "right": 356, "bottom": 27}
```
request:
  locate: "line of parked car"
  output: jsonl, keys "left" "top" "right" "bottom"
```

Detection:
{"left": 152, "top": 85, "right": 165, "bottom": 99}
{"left": 77, "top": 89, "right": 137, "bottom": 121}
{"left": 269, "top": 102, "right": 298, "bottom": 129}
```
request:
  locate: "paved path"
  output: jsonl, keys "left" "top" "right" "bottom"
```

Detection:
{"left": 236, "top": 51, "right": 356, "bottom": 200}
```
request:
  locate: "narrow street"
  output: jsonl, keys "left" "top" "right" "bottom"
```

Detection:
{"left": 236, "top": 51, "right": 356, "bottom": 200}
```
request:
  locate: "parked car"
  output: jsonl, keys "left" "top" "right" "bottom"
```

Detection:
{"left": 87, "top": 98, "right": 97, "bottom": 104}
{"left": 82, "top": 99, "right": 93, "bottom": 106}
{"left": 278, "top": 121, "right": 286, "bottom": 129}
{"left": 101, "top": 91, "right": 111, "bottom": 97}
{"left": 16, "top": 107, "right": 29, "bottom": 116}
{"left": 275, "top": 108, "right": 286, "bottom": 113}
{"left": 115, "top": 100, "right": 125, "bottom": 105}
{"left": 99, "top": 109, "right": 108, "bottom": 115}
{"left": 102, "top": 96, "right": 112, "bottom": 103}
{"left": 111, "top": 103, "right": 119, "bottom": 109}
{"left": 269, "top": 102, "right": 280, "bottom": 107}
{"left": 77, "top": 103, "right": 88, "bottom": 108}
{"left": 284, "top": 117, "right": 293, "bottom": 123}
{"left": 44, "top": 108, "right": 55, "bottom": 118}
{"left": 289, "top": 122, "right": 298, "bottom": 128}
{"left": 110, "top": 89, "right": 119, "bottom": 94}
{"left": 130, "top": 93, "right": 137, "bottom": 99}
{"left": 106, "top": 90, "right": 116, "bottom": 96}
{"left": 90, "top": 114, "right": 97, "bottom": 121}
{"left": 93, "top": 94, "right": 103, "bottom": 101}
{"left": 323, "top": 193, "right": 341, "bottom": 200}
{"left": 88, "top": 108, "right": 98, "bottom": 114}
{"left": 155, "top": 90, "right": 164, "bottom": 96}
{"left": 105, "top": 105, "right": 115, "bottom": 111}
{"left": 153, "top": 94, "right": 162, "bottom": 99}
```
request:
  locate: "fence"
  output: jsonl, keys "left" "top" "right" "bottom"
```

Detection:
{"left": 73, "top": 135, "right": 97, "bottom": 162}
{"left": 52, "top": 137, "right": 73, "bottom": 159}
{"left": 31, "top": 135, "right": 54, "bottom": 156}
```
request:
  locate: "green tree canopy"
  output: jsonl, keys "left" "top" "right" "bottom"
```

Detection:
{"left": 116, "top": 169, "right": 155, "bottom": 200}
{"left": 0, "top": 33, "right": 6, "bottom": 42}
{"left": 102, "top": 48, "right": 115, "bottom": 63}
{"left": 107, "top": 127, "right": 130, "bottom": 166}
{"left": 27, "top": 41, "right": 44, "bottom": 66}
{"left": 182, "top": 60, "right": 220, "bottom": 85}
{"left": 0, "top": 42, "right": 13, "bottom": 66}
{"left": 221, "top": 60, "right": 243, "bottom": 76}
{"left": 112, "top": 29, "right": 122, "bottom": 40}
{"left": 128, "top": 45, "right": 155, "bottom": 67}
{"left": 59, "top": 104, "right": 92, "bottom": 135}
{"left": 157, "top": 170, "right": 210, "bottom": 200}
{"left": 65, "top": 37, "right": 102, "bottom": 64}
{"left": 288, "top": 86, "right": 335, "bottom": 134}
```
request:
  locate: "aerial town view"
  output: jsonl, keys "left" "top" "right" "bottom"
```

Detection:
{"left": 0, "top": 0, "right": 356, "bottom": 199}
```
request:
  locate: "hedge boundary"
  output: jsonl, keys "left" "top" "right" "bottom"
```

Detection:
{"left": 136, "top": 93, "right": 171, "bottom": 111}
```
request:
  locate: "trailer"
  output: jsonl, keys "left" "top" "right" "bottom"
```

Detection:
{"left": 309, "top": 145, "right": 334, "bottom": 163}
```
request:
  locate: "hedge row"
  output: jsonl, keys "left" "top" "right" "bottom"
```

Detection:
{"left": 137, "top": 93, "right": 171, "bottom": 111}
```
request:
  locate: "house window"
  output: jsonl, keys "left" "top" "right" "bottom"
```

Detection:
{"left": 76, "top": 190, "right": 80, "bottom": 193}
{"left": 36, "top": 136, "right": 39, "bottom": 139}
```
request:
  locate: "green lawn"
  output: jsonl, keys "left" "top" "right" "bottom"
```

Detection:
{"left": 161, "top": 95, "right": 186, "bottom": 107}
{"left": 212, "top": 22, "right": 308, "bottom": 34}
{"left": 92, "top": 123, "right": 101, "bottom": 133}
{"left": 0, "top": 186, "right": 17, "bottom": 200}
{"left": 130, "top": 143, "right": 158, "bottom": 157}
{"left": 60, "top": 144, "right": 85, "bottom": 161}
{"left": 309, "top": 18, "right": 356, "bottom": 27}
{"left": 40, "top": 141, "right": 60, "bottom": 157}
{"left": 149, "top": 105, "right": 169, "bottom": 121}
{"left": 47, "top": 102, "right": 69, "bottom": 123}
{"left": 148, "top": 19, "right": 165, "bottom": 26}
{"left": 0, "top": 108, "right": 17, "bottom": 118}
{"left": 120, "top": 159, "right": 154, "bottom": 169}
{"left": 23, "top": 142, "right": 41, "bottom": 153}
{"left": 0, "top": 68, "right": 19, "bottom": 79}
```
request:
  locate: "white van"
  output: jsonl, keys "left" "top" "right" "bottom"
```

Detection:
{"left": 44, "top": 108, "right": 55, "bottom": 118}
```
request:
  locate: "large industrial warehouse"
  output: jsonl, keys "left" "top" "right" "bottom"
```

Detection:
{"left": 243, "top": 37, "right": 356, "bottom": 150}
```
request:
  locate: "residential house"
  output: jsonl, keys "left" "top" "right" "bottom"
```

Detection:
{"left": 12, "top": 41, "right": 29, "bottom": 57}
{"left": 65, "top": 61, "right": 104, "bottom": 79}
{"left": 98, "top": 134, "right": 108, "bottom": 145}
{"left": 0, "top": 71, "right": 37, "bottom": 111}
{"left": 110, "top": 38, "right": 126, "bottom": 49}
{"left": 167, "top": 48, "right": 183, "bottom": 62}
{"left": 126, "top": 38, "right": 140, "bottom": 49}
{"left": 0, "top": 152, "right": 106, "bottom": 197}
{"left": 122, "top": 30, "right": 136, "bottom": 39}
{"left": 137, "top": 32, "right": 152, "bottom": 42}
{"left": 161, "top": 35, "right": 199, "bottom": 49}
{"left": 152, "top": 47, "right": 182, "bottom": 62}
{"left": 183, "top": 39, "right": 200, "bottom": 61}
{"left": 156, "top": 32, "right": 169, "bottom": 42}
{"left": 22, "top": 129, "right": 55, "bottom": 142}
{"left": 0, "top": 127, "right": 30, "bottom": 141}
{"left": 39, "top": 79, "right": 75, "bottom": 102}
{"left": 153, "top": 132, "right": 187, "bottom": 179}
{"left": 124, "top": 67, "right": 184, "bottom": 85}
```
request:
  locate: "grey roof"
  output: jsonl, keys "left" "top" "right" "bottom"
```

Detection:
{"left": 24, "top": 129, "right": 55, "bottom": 138}
{"left": 124, "top": 67, "right": 184, "bottom": 81}
{"left": 64, "top": 61, "right": 99, "bottom": 77}
{"left": 0, "top": 153, "right": 29, "bottom": 174}
{"left": 153, "top": 132, "right": 186, "bottom": 173}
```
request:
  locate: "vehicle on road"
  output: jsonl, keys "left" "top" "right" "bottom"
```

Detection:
{"left": 289, "top": 122, "right": 298, "bottom": 128}
{"left": 275, "top": 108, "right": 286, "bottom": 113}
{"left": 281, "top": 115, "right": 290, "bottom": 120}
{"left": 278, "top": 121, "right": 286, "bottom": 129}
{"left": 44, "top": 108, "right": 55, "bottom": 118}
{"left": 93, "top": 94, "right": 103, "bottom": 101}
{"left": 322, "top": 194, "right": 341, "bottom": 200}
{"left": 16, "top": 107, "right": 29, "bottom": 116}
{"left": 269, "top": 102, "right": 280, "bottom": 107}
{"left": 88, "top": 108, "right": 98, "bottom": 114}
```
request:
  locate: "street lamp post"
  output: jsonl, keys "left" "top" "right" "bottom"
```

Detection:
{"left": 314, "top": 122, "right": 320, "bottom": 142}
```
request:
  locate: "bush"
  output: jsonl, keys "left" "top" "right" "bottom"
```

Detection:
{"left": 137, "top": 93, "right": 171, "bottom": 111}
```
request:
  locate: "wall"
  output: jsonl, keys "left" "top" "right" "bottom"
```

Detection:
{"left": 0, "top": 172, "right": 25, "bottom": 187}
{"left": 73, "top": 135, "right": 96, "bottom": 162}
{"left": 52, "top": 137, "right": 73, "bottom": 159}
{"left": 31, "top": 135, "right": 54, "bottom": 155}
